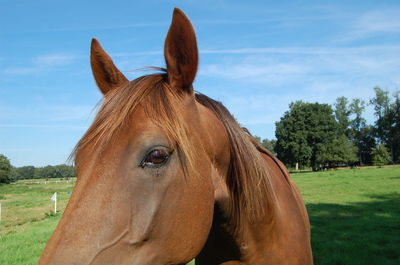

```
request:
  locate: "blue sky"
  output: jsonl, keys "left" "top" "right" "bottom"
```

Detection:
{"left": 1, "top": 0, "right": 399, "bottom": 167}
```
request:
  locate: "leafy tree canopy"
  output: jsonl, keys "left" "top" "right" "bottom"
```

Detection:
{"left": 275, "top": 101, "right": 358, "bottom": 170}
{"left": 0, "top": 154, "right": 12, "bottom": 184}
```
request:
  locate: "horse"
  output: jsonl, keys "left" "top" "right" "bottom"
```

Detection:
{"left": 38, "top": 8, "right": 313, "bottom": 265}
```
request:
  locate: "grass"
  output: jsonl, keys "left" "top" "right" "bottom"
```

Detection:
{"left": 292, "top": 166, "right": 400, "bottom": 265}
{"left": 0, "top": 166, "right": 399, "bottom": 264}
{"left": 0, "top": 179, "right": 75, "bottom": 236}
{"left": 0, "top": 215, "right": 60, "bottom": 265}
{"left": 0, "top": 179, "right": 74, "bottom": 265}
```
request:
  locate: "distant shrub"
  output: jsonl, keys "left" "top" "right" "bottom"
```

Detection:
{"left": 371, "top": 144, "right": 391, "bottom": 167}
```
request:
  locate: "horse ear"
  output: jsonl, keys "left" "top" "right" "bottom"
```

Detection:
{"left": 164, "top": 8, "right": 198, "bottom": 93}
{"left": 90, "top": 38, "right": 128, "bottom": 95}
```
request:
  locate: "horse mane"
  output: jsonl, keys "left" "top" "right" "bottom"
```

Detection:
{"left": 195, "top": 93, "right": 278, "bottom": 231}
{"left": 242, "top": 126, "right": 292, "bottom": 184}
{"left": 72, "top": 71, "right": 194, "bottom": 175}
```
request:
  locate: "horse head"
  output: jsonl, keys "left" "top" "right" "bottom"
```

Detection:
{"left": 38, "top": 9, "right": 228, "bottom": 265}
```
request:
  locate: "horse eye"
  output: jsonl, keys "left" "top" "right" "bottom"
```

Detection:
{"left": 140, "top": 148, "right": 172, "bottom": 168}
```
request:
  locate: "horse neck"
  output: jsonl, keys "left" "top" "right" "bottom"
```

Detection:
{"left": 198, "top": 151, "right": 313, "bottom": 264}
{"left": 195, "top": 105, "right": 312, "bottom": 263}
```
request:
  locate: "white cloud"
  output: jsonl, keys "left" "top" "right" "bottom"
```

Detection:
{"left": 0, "top": 124, "right": 87, "bottom": 129}
{"left": 112, "top": 51, "right": 163, "bottom": 57}
{"left": 3, "top": 66, "right": 39, "bottom": 75}
{"left": 3, "top": 53, "right": 76, "bottom": 75}
{"left": 30, "top": 22, "right": 168, "bottom": 32}
{"left": 202, "top": 45, "right": 400, "bottom": 55}
{"left": 0, "top": 104, "right": 95, "bottom": 123}
{"left": 199, "top": 45, "right": 400, "bottom": 85}
{"left": 200, "top": 61, "right": 307, "bottom": 84}
{"left": 45, "top": 105, "right": 96, "bottom": 122}
{"left": 29, "top": 13, "right": 336, "bottom": 33}
{"left": 113, "top": 46, "right": 385, "bottom": 58}
{"left": 356, "top": 8, "right": 400, "bottom": 33}
{"left": 337, "top": 8, "right": 400, "bottom": 42}
{"left": 33, "top": 54, "right": 76, "bottom": 67}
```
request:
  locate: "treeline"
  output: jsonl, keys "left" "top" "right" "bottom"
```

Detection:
{"left": 12, "top": 164, "right": 76, "bottom": 180}
{"left": 258, "top": 87, "right": 399, "bottom": 170}
{"left": 0, "top": 155, "right": 75, "bottom": 184}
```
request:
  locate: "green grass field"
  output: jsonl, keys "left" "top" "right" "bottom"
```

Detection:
{"left": 0, "top": 167, "right": 399, "bottom": 265}
{"left": 293, "top": 166, "right": 400, "bottom": 265}
{"left": 0, "top": 179, "right": 75, "bottom": 264}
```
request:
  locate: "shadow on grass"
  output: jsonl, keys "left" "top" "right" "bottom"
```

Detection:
{"left": 308, "top": 193, "right": 400, "bottom": 265}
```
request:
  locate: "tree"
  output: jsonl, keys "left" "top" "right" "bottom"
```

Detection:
{"left": 35, "top": 165, "right": 57, "bottom": 178}
{"left": 333, "top": 96, "right": 373, "bottom": 165}
{"left": 35, "top": 164, "right": 76, "bottom": 179}
{"left": 349, "top": 98, "right": 369, "bottom": 165}
{"left": 334, "top": 97, "right": 351, "bottom": 137}
{"left": 10, "top": 166, "right": 19, "bottom": 181}
{"left": 371, "top": 144, "right": 391, "bottom": 167}
{"left": 315, "top": 135, "right": 358, "bottom": 168}
{"left": 0, "top": 154, "right": 12, "bottom": 184}
{"left": 253, "top": 136, "right": 277, "bottom": 155}
{"left": 392, "top": 90, "right": 400, "bottom": 163}
{"left": 370, "top": 87, "right": 391, "bottom": 119}
{"left": 349, "top": 98, "right": 366, "bottom": 134}
{"left": 54, "top": 164, "right": 76, "bottom": 178}
{"left": 275, "top": 101, "right": 340, "bottom": 170}
{"left": 357, "top": 125, "right": 376, "bottom": 165}
{"left": 254, "top": 135, "right": 262, "bottom": 143}
{"left": 275, "top": 101, "right": 312, "bottom": 169}
{"left": 262, "top": 138, "right": 277, "bottom": 155}
{"left": 370, "top": 87, "right": 400, "bottom": 163}
{"left": 16, "top": 166, "right": 36, "bottom": 179}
